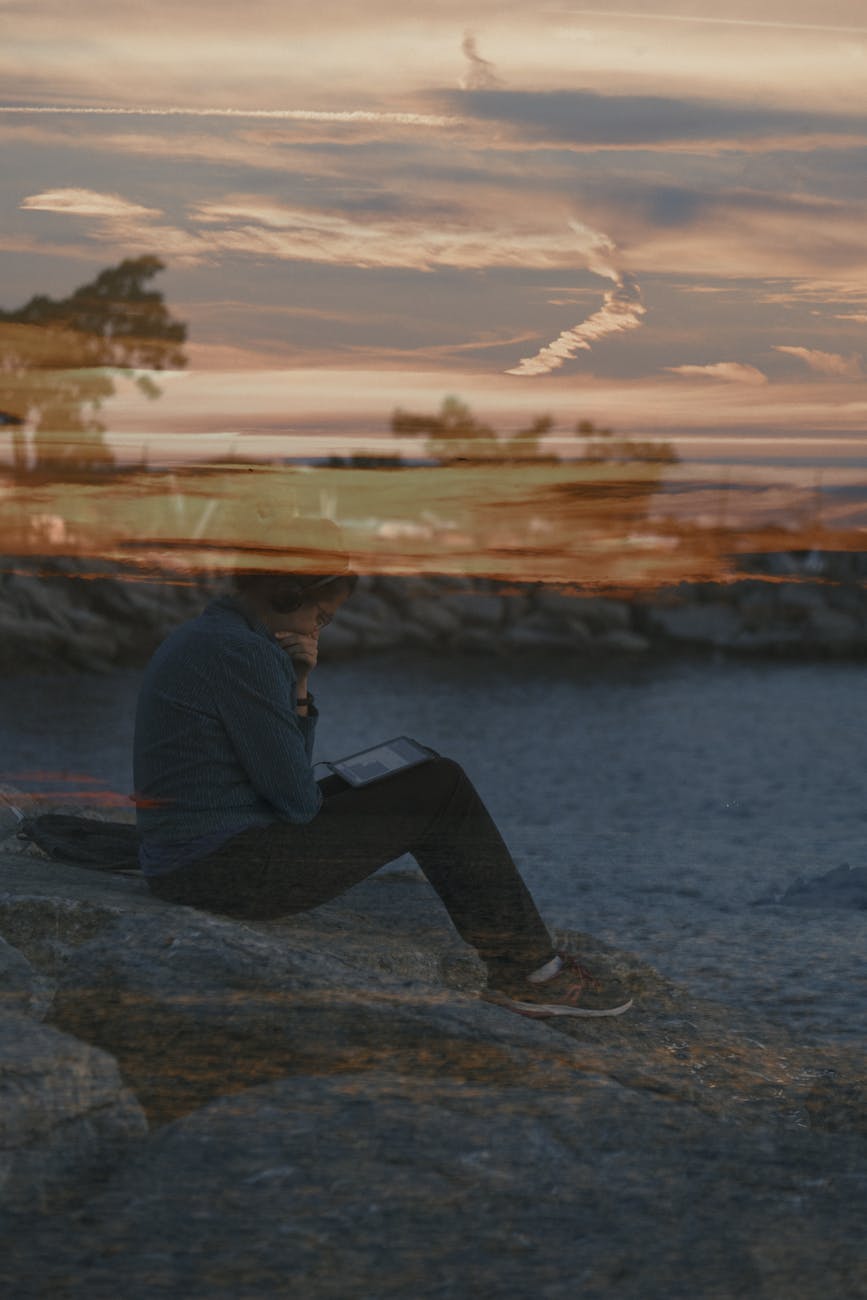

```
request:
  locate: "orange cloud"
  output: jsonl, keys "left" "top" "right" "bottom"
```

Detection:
{"left": 20, "top": 187, "right": 161, "bottom": 219}
{"left": 665, "top": 363, "right": 769, "bottom": 385}
{"left": 774, "top": 345, "right": 863, "bottom": 378}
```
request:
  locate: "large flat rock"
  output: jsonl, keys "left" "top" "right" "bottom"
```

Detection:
{"left": 2, "top": 1070, "right": 865, "bottom": 1300}
{"left": 1, "top": 847, "right": 865, "bottom": 1298}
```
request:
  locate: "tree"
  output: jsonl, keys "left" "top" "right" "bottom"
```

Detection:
{"left": 391, "top": 397, "right": 556, "bottom": 463}
{"left": 575, "top": 419, "right": 678, "bottom": 465}
{"left": 0, "top": 256, "right": 187, "bottom": 476}
{"left": 392, "top": 396, "right": 497, "bottom": 462}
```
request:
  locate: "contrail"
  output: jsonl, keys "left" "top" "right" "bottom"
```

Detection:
{"left": 0, "top": 105, "right": 459, "bottom": 126}
{"left": 548, "top": 8, "right": 867, "bottom": 35}
{"left": 507, "top": 221, "right": 645, "bottom": 377}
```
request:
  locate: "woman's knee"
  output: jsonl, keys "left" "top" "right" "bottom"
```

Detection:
{"left": 425, "top": 755, "right": 473, "bottom": 796}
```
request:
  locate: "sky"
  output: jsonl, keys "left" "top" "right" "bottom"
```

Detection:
{"left": 3, "top": 0, "right": 867, "bottom": 458}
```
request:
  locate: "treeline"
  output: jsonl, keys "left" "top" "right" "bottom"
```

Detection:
{"left": 323, "top": 398, "right": 678, "bottom": 468}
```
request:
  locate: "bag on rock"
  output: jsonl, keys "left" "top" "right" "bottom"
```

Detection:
{"left": 17, "top": 815, "right": 140, "bottom": 873}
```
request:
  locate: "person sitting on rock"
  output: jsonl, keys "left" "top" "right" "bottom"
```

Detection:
{"left": 133, "top": 524, "right": 632, "bottom": 1020}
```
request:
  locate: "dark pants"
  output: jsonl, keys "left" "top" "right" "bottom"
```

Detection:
{"left": 148, "top": 756, "right": 554, "bottom": 980}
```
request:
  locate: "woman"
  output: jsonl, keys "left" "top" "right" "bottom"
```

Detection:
{"left": 133, "top": 533, "right": 632, "bottom": 1020}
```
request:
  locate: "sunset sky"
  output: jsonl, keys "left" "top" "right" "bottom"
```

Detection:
{"left": 3, "top": 0, "right": 867, "bottom": 458}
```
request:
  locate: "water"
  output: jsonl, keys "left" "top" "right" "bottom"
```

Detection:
{"left": 1, "top": 654, "right": 864, "bottom": 1043}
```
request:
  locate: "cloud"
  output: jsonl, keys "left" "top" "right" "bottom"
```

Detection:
{"left": 447, "top": 88, "right": 867, "bottom": 152}
{"left": 460, "top": 33, "right": 501, "bottom": 91}
{"left": 20, "top": 187, "right": 217, "bottom": 265}
{"left": 665, "top": 363, "right": 769, "bottom": 385}
{"left": 187, "top": 198, "right": 603, "bottom": 271}
{"left": 19, "top": 185, "right": 616, "bottom": 273}
{"left": 506, "top": 221, "right": 645, "bottom": 376}
{"left": 20, "top": 187, "right": 161, "bottom": 219}
{"left": 555, "top": 9, "right": 867, "bottom": 36}
{"left": 774, "top": 345, "right": 863, "bottom": 377}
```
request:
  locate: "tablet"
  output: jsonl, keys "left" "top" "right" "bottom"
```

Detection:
{"left": 325, "top": 736, "right": 435, "bottom": 788}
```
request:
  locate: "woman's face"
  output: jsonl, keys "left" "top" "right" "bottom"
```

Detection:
{"left": 270, "top": 587, "right": 350, "bottom": 638}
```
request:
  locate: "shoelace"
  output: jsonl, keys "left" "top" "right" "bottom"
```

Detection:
{"left": 557, "top": 956, "right": 604, "bottom": 994}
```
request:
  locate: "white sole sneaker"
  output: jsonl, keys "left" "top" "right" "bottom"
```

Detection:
{"left": 481, "top": 988, "right": 634, "bottom": 1019}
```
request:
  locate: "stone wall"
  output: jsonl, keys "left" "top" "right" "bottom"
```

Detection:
{"left": 2, "top": 553, "right": 867, "bottom": 674}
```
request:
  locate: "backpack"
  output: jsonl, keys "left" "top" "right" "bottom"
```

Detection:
{"left": 16, "top": 815, "right": 141, "bottom": 873}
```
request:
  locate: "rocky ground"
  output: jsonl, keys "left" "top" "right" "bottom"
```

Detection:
{"left": 1, "top": 814, "right": 865, "bottom": 1299}
{"left": 2, "top": 551, "right": 867, "bottom": 674}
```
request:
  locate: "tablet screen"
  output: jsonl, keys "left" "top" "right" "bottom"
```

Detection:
{"left": 333, "top": 738, "right": 429, "bottom": 785}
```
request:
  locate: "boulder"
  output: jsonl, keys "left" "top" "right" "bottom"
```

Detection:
{"left": 730, "top": 628, "right": 808, "bottom": 654}
{"left": 502, "top": 617, "right": 581, "bottom": 653}
{"left": 0, "top": 1011, "right": 147, "bottom": 1213}
{"left": 439, "top": 592, "right": 505, "bottom": 628}
{"left": 2, "top": 848, "right": 863, "bottom": 1136}
{"left": 0, "top": 789, "right": 25, "bottom": 846}
{"left": 401, "top": 597, "right": 462, "bottom": 637}
{"left": 805, "top": 606, "right": 863, "bottom": 651}
{"left": 0, "top": 614, "right": 68, "bottom": 672}
{"left": 2, "top": 1069, "right": 865, "bottom": 1300}
{"left": 778, "top": 584, "right": 827, "bottom": 618}
{"left": 596, "top": 629, "right": 652, "bottom": 654}
{"left": 645, "top": 602, "right": 743, "bottom": 648}
{"left": 774, "top": 864, "right": 867, "bottom": 911}
{"left": 571, "top": 596, "right": 632, "bottom": 632}
{"left": 0, "top": 937, "right": 54, "bottom": 1020}
{"left": 1, "top": 842, "right": 866, "bottom": 1297}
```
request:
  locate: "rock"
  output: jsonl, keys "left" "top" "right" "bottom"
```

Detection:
{"left": 449, "top": 627, "right": 508, "bottom": 656}
{"left": 0, "top": 1011, "right": 147, "bottom": 1213}
{"left": 439, "top": 592, "right": 505, "bottom": 628}
{"left": 329, "top": 604, "right": 403, "bottom": 650}
{"left": 401, "top": 598, "right": 462, "bottom": 637}
{"left": 1, "top": 848, "right": 863, "bottom": 1133}
{"left": 572, "top": 597, "right": 632, "bottom": 632}
{"left": 805, "top": 606, "right": 862, "bottom": 650}
{"left": 335, "top": 592, "right": 394, "bottom": 625}
{"left": 1, "top": 844, "right": 866, "bottom": 1296}
{"left": 566, "top": 615, "right": 593, "bottom": 645}
{"left": 1, "top": 574, "right": 75, "bottom": 626}
{"left": 502, "top": 623, "right": 579, "bottom": 653}
{"left": 730, "top": 629, "right": 808, "bottom": 654}
{"left": 736, "top": 588, "right": 780, "bottom": 631}
{"left": 645, "top": 602, "right": 743, "bottom": 648}
{"left": 596, "top": 629, "right": 651, "bottom": 654}
{"left": 0, "top": 614, "right": 68, "bottom": 672}
{"left": 50, "top": 899, "right": 579, "bottom": 1124}
{"left": 0, "top": 789, "right": 25, "bottom": 845}
{"left": 0, "top": 853, "right": 156, "bottom": 970}
{"left": 0, "top": 936, "right": 54, "bottom": 1019}
{"left": 778, "top": 585, "right": 827, "bottom": 618}
{"left": 773, "top": 864, "right": 867, "bottom": 910}
{"left": 2, "top": 1069, "right": 865, "bottom": 1299}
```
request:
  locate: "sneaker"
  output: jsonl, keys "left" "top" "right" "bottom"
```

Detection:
{"left": 482, "top": 954, "right": 633, "bottom": 1019}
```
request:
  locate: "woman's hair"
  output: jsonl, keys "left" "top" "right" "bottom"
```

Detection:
{"left": 234, "top": 569, "right": 357, "bottom": 614}
{"left": 232, "top": 517, "right": 356, "bottom": 614}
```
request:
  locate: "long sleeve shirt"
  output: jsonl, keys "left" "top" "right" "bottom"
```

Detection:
{"left": 133, "top": 595, "right": 321, "bottom": 876}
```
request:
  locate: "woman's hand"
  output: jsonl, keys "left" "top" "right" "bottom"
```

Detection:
{"left": 275, "top": 631, "right": 319, "bottom": 673}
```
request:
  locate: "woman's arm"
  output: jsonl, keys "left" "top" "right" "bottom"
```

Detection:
{"left": 214, "top": 642, "right": 322, "bottom": 823}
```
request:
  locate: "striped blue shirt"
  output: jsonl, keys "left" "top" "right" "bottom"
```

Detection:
{"left": 133, "top": 595, "right": 320, "bottom": 876}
